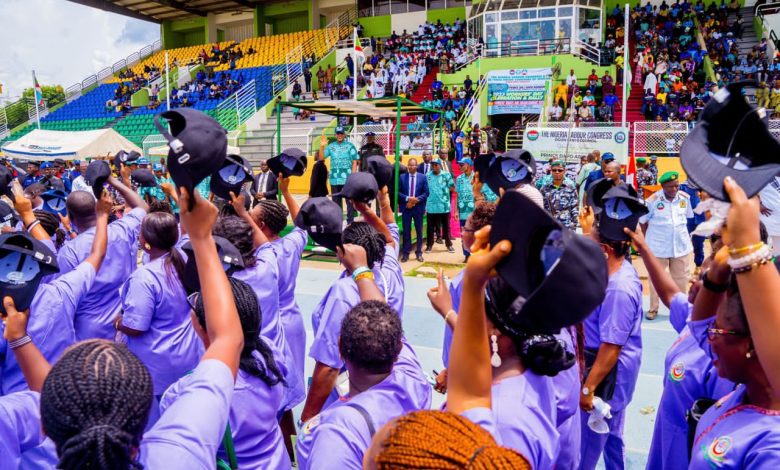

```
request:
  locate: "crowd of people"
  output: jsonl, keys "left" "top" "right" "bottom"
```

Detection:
{"left": 549, "top": 68, "right": 620, "bottom": 123}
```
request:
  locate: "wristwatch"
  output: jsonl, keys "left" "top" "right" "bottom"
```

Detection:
{"left": 582, "top": 386, "right": 592, "bottom": 396}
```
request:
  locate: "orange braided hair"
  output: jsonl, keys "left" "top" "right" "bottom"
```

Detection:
{"left": 374, "top": 410, "right": 531, "bottom": 469}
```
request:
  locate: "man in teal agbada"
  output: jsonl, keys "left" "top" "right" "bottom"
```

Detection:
{"left": 425, "top": 158, "right": 455, "bottom": 253}
{"left": 318, "top": 126, "right": 359, "bottom": 224}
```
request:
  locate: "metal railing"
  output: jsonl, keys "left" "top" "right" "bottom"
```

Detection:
{"left": 505, "top": 129, "right": 524, "bottom": 150}
{"left": 456, "top": 78, "right": 486, "bottom": 130}
{"left": 65, "top": 39, "right": 163, "bottom": 102}
{"left": 571, "top": 40, "right": 602, "bottom": 66}
{"left": 482, "top": 38, "right": 571, "bottom": 59}
{"left": 0, "top": 106, "right": 8, "bottom": 139}
{"left": 214, "top": 79, "right": 257, "bottom": 130}
{"left": 26, "top": 99, "right": 48, "bottom": 121}
{"left": 756, "top": 3, "right": 780, "bottom": 58}
{"left": 632, "top": 121, "right": 690, "bottom": 156}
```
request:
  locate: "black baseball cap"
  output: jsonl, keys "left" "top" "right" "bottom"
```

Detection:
{"left": 365, "top": 155, "right": 393, "bottom": 189}
{"left": 294, "top": 197, "right": 343, "bottom": 252}
{"left": 488, "top": 190, "right": 608, "bottom": 334}
{"left": 181, "top": 236, "right": 244, "bottom": 295}
{"left": 0, "top": 232, "right": 60, "bottom": 315}
{"left": 113, "top": 150, "right": 141, "bottom": 170}
{"left": 0, "top": 201, "right": 15, "bottom": 226}
{"left": 333, "top": 172, "right": 378, "bottom": 203}
{"left": 131, "top": 169, "right": 157, "bottom": 188}
{"left": 482, "top": 149, "right": 536, "bottom": 195}
{"left": 596, "top": 184, "right": 649, "bottom": 241}
{"left": 41, "top": 190, "right": 68, "bottom": 216}
{"left": 210, "top": 154, "right": 253, "bottom": 200}
{"left": 268, "top": 148, "right": 308, "bottom": 178}
{"left": 681, "top": 81, "right": 780, "bottom": 200}
{"left": 85, "top": 160, "right": 111, "bottom": 199}
{"left": 153, "top": 108, "right": 228, "bottom": 203}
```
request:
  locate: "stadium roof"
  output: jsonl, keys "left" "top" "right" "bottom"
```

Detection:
{"left": 67, "top": 0, "right": 267, "bottom": 24}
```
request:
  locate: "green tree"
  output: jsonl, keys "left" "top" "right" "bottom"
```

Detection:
{"left": 21, "top": 84, "right": 66, "bottom": 109}
{"left": 1, "top": 84, "right": 66, "bottom": 133}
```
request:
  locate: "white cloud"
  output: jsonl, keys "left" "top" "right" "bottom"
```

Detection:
{"left": 0, "top": 0, "right": 159, "bottom": 99}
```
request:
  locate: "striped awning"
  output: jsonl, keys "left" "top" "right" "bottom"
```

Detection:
{"left": 281, "top": 97, "right": 439, "bottom": 119}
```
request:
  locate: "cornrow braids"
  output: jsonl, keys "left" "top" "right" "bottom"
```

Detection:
{"left": 33, "top": 209, "right": 66, "bottom": 249}
{"left": 41, "top": 339, "right": 153, "bottom": 470}
{"left": 213, "top": 215, "right": 257, "bottom": 268}
{"left": 193, "top": 277, "right": 286, "bottom": 388}
{"left": 375, "top": 410, "right": 530, "bottom": 469}
{"left": 255, "top": 199, "right": 289, "bottom": 235}
{"left": 342, "top": 221, "right": 386, "bottom": 269}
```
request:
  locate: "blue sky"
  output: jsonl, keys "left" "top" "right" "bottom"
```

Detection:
{"left": 0, "top": 0, "right": 159, "bottom": 100}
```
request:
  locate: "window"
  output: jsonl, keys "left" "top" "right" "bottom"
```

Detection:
{"left": 358, "top": 0, "right": 373, "bottom": 17}
{"left": 485, "top": 12, "right": 498, "bottom": 22}
{"left": 429, "top": 0, "right": 446, "bottom": 9}
{"left": 375, "top": 0, "right": 390, "bottom": 15}
{"left": 558, "top": 6, "right": 573, "bottom": 16}
{"left": 519, "top": 9, "right": 537, "bottom": 19}
{"left": 390, "top": 0, "right": 407, "bottom": 13}
{"left": 539, "top": 8, "right": 555, "bottom": 17}
{"left": 502, "top": 10, "right": 519, "bottom": 20}
{"left": 409, "top": 0, "right": 426, "bottom": 12}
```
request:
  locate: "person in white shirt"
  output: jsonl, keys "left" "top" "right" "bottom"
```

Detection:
{"left": 70, "top": 160, "right": 94, "bottom": 197}
{"left": 759, "top": 176, "right": 780, "bottom": 255}
{"left": 639, "top": 171, "right": 693, "bottom": 320}
{"left": 565, "top": 69, "right": 577, "bottom": 87}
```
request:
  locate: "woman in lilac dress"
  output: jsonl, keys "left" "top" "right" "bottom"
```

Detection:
{"left": 117, "top": 211, "right": 204, "bottom": 420}
{"left": 162, "top": 277, "right": 291, "bottom": 469}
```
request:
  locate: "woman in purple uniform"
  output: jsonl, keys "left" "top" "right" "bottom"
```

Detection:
{"left": 162, "top": 277, "right": 291, "bottom": 469}
{"left": 301, "top": 188, "right": 405, "bottom": 424}
{"left": 296, "top": 300, "right": 431, "bottom": 469}
{"left": 0, "top": 189, "right": 247, "bottom": 469}
{"left": 626, "top": 227, "right": 734, "bottom": 470}
{"left": 117, "top": 211, "right": 204, "bottom": 422}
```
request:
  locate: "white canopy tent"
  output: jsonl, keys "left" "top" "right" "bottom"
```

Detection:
{"left": 0, "top": 129, "right": 141, "bottom": 161}
{"left": 147, "top": 144, "right": 241, "bottom": 158}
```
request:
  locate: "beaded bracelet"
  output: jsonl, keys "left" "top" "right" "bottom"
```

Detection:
{"left": 732, "top": 256, "right": 773, "bottom": 274}
{"left": 9, "top": 335, "right": 32, "bottom": 350}
{"left": 25, "top": 220, "right": 40, "bottom": 233}
{"left": 353, "top": 271, "right": 375, "bottom": 282}
{"left": 727, "top": 244, "right": 772, "bottom": 270}
{"left": 351, "top": 266, "right": 371, "bottom": 281}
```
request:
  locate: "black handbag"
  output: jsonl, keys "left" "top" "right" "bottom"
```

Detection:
{"left": 583, "top": 347, "right": 618, "bottom": 401}
{"left": 686, "top": 398, "right": 717, "bottom": 462}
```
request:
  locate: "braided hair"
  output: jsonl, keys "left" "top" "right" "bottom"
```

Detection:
{"left": 374, "top": 410, "right": 530, "bottom": 469}
{"left": 342, "top": 221, "right": 386, "bottom": 269}
{"left": 213, "top": 215, "right": 257, "bottom": 268}
{"left": 33, "top": 209, "right": 66, "bottom": 249}
{"left": 40, "top": 339, "right": 153, "bottom": 470}
{"left": 141, "top": 212, "right": 185, "bottom": 288}
{"left": 193, "top": 277, "right": 285, "bottom": 387}
{"left": 340, "top": 300, "right": 403, "bottom": 374}
{"left": 147, "top": 199, "right": 174, "bottom": 215}
{"left": 254, "top": 199, "right": 289, "bottom": 235}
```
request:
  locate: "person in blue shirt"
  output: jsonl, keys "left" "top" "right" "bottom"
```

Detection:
{"left": 680, "top": 179, "right": 705, "bottom": 272}
{"left": 21, "top": 161, "right": 43, "bottom": 189}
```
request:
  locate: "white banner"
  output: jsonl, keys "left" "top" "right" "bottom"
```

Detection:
{"left": 522, "top": 127, "right": 629, "bottom": 164}
{"left": 0, "top": 128, "right": 141, "bottom": 160}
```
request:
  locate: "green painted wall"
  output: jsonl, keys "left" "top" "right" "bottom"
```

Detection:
{"left": 161, "top": 17, "right": 207, "bottom": 49}
{"left": 254, "top": 6, "right": 267, "bottom": 37}
{"left": 438, "top": 55, "right": 615, "bottom": 124}
{"left": 427, "top": 6, "right": 466, "bottom": 25}
{"left": 274, "top": 15, "right": 310, "bottom": 34}
{"left": 359, "top": 16, "right": 393, "bottom": 38}
{"left": 264, "top": 0, "right": 308, "bottom": 17}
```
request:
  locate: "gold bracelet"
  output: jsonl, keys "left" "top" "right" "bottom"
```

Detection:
{"left": 354, "top": 271, "right": 375, "bottom": 282}
{"left": 728, "top": 242, "right": 764, "bottom": 256}
{"left": 444, "top": 309, "right": 456, "bottom": 323}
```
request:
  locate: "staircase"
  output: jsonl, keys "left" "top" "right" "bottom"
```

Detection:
{"left": 401, "top": 66, "right": 439, "bottom": 125}
{"left": 240, "top": 95, "right": 337, "bottom": 164}
{"left": 625, "top": 84, "right": 645, "bottom": 156}
{"left": 730, "top": 6, "right": 759, "bottom": 103}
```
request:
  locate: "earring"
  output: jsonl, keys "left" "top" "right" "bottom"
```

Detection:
{"left": 746, "top": 351, "right": 752, "bottom": 359}
{"left": 491, "top": 334, "right": 502, "bottom": 368}
{"left": 144, "top": 243, "right": 151, "bottom": 251}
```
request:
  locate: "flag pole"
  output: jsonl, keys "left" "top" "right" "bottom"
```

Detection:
{"left": 621, "top": 3, "right": 629, "bottom": 127}
{"left": 165, "top": 51, "right": 171, "bottom": 111}
{"left": 32, "top": 71, "right": 41, "bottom": 129}
{"left": 353, "top": 26, "right": 359, "bottom": 102}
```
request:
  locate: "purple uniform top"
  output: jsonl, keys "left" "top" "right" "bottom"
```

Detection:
{"left": 310, "top": 224, "right": 404, "bottom": 370}
{"left": 583, "top": 259, "right": 643, "bottom": 412}
{"left": 647, "top": 294, "right": 735, "bottom": 470}
{"left": 296, "top": 342, "right": 432, "bottom": 470}
{"left": 161, "top": 345, "right": 291, "bottom": 469}
{"left": 140, "top": 359, "right": 234, "bottom": 468}
{"left": 270, "top": 227, "right": 308, "bottom": 410}
{"left": 0, "top": 391, "right": 57, "bottom": 470}
{"left": 461, "top": 407, "right": 502, "bottom": 442}
{"left": 492, "top": 371, "right": 559, "bottom": 469}
{"left": 232, "top": 244, "right": 300, "bottom": 408}
{"left": 1, "top": 262, "right": 95, "bottom": 395}
{"left": 441, "top": 270, "right": 464, "bottom": 368}
{"left": 552, "top": 326, "right": 581, "bottom": 469}
{"left": 120, "top": 255, "right": 204, "bottom": 395}
{"left": 691, "top": 384, "right": 780, "bottom": 469}
{"left": 57, "top": 207, "right": 145, "bottom": 340}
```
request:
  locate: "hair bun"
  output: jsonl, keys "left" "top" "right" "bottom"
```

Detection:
{"left": 519, "top": 335, "right": 575, "bottom": 377}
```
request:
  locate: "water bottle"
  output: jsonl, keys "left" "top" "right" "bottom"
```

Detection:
{"left": 587, "top": 397, "right": 613, "bottom": 434}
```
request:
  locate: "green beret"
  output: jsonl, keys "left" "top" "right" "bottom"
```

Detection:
{"left": 659, "top": 171, "right": 679, "bottom": 184}
{"left": 636, "top": 157, "right": 647, "bottom": 163}
{"left": 551, "top": 160, "right": 565, "bottom": 167}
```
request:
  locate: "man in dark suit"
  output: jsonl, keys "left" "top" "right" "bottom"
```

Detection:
{"left": 398, "top": 157, "right": 429, "bottom": 262}
{"left": 418, "top": 150, "right": 433, "bottom": 175}
{"left": 252, "top": 159, "right": 278, "bottom": 203}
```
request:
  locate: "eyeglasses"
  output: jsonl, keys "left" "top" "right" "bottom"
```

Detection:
{"left": 707, "top": 327, "right": 749, "bottom": 341}
{"left": 551, "top": 169, "right": 565, "bottom": 173}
